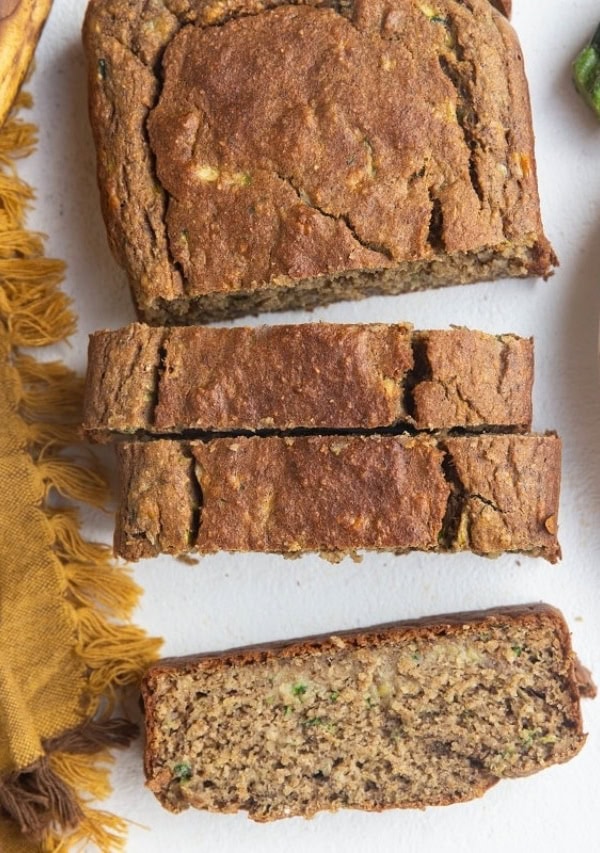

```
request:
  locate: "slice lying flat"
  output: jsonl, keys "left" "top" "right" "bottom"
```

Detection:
{"left": 142, "top": 604, "right": 594, "bottom": 819}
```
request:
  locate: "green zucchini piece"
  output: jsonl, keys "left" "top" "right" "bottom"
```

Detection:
{"left": 573, "top": 23, "right": 600, "bottom": 119}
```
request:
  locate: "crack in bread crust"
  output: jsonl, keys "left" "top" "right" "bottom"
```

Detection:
{"left": 273, "top": 170, "right": 395, "bottom": 261}
{"left": 83, "top": 324, "right": 534, "bottom": 439}
{"left": 83, "top": 0, "right": 556, "bottom": 322}
{"left": 114, "top": 433, "right": 561, "bottom": 562}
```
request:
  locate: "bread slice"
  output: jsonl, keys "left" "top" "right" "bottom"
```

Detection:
{"left": 141, "top": 604, "right": 593, "bottom": 819}
{"left": 83, "top": 0, "right": 555, "bottom": 324}
{"left": 115, "top": 433, "right": 561, "bottom": 562}
{"left": 83, "top": 323, "right": 533, "bottom": 440}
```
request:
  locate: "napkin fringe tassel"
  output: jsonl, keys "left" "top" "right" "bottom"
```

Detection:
{"left": 0, "top": 94, "right": 161, "bottom": 851}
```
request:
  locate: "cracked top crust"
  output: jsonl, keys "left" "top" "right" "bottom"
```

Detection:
{"left": 83, "top": 323, "right": 533, "bottom": 438}
{"left": 84, "top": 0, "right": 554, "bottom": 320}
{"left": 114, "top": 433, "right": 561, "bottom": 562}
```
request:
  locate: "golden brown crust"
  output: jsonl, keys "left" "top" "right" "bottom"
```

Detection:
{"left": 145, "top": 603, "right": 570, "bottom": 674}
{"left": 141, "top": 603, "right": 588, "bottom": 817}
{"left": 490, "top": 0, "right": 511, "bottom": 17}
{"left": 573, "top": 659, "right": 597, "bottom": 699}
{"left": 444, "top": 433, "right": 561, "bottom": 561}
{"left": 83, "top": 0, "right": 554, "bottom": 323}
{"left": 83, "top": 323, "right": 533, "bottom": 438}
{"left": 410, "top": 327, "right": 533, "bottom": 430}
{"left": 193, "top": 435, "right": 450, "bottom": 554}
{"left": 83, "top": 324, "right": 167, "bottom": 439}
{"left": 114, "top": 440, "right": 198, "bottom": 558}
{"left": 115, "top": 432, "right": 561, "bottom": 562}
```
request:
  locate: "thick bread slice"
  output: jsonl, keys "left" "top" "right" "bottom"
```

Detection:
{"left": 115, "top": 433, "right": 561, "bottom": 562}
{"left": 83, "top": 0, "right": 555, "bottom": 324}
{"left": 141, "top": 604, "right": 593, "bottom": 819}
{"left": 83, "top": 323, "right": 533, "bottom": 439}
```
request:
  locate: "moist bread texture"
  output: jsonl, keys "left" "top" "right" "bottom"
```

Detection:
{"left": 83, "top": 0, "right": 555, "bottom": 324}
{"left": 83, "top": 323, "right": 533, "bottom": 439}
{"left": 141, "top": 604, "right": 592, "bottom": 819}
{"left": 115, "top": 433, "right": 561, "bottom": 562}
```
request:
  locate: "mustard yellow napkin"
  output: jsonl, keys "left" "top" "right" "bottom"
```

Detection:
{"left": 0, "top": 95, "right": 161, "bottom": 852}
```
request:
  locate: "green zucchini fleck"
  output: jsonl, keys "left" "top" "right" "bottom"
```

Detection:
{"left": 173, "top": 762, "right": 192, "bottom": 781}
{"left": 573, "top": 23, "right": 600, "bottom": 119}
{"left": 292, "top": 682, "right": 307, "bottom": 697}
{"left": 519, "top": 728, "right": 541, "bottom": 749}
{"left": 303, "top": 716, "right": 335, "bottom": 731}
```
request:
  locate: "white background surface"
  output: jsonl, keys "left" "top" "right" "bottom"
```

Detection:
{"left": 17, "top": 0, "right": 600, "bottom": 850}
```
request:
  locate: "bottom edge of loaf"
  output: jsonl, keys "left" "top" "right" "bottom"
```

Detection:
{"left": 138, "top": 239, "right": 555, "bottom": 324}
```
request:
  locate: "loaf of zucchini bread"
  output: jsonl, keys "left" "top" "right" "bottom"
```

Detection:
{"left": 83, "top": 0, "right": 555, "bottom": 323}
{"left": 83, "top": 323, "right": 533, "bottom": 439}
{"left": 141, "top": 604, "right": 594, "bottom": 819}
{"left": 115, "top": 433, "right": 561, "bottom": 562}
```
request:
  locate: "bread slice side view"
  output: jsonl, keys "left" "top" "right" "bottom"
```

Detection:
{"left": 83, "top": 0, "right": 556, "bottom": 324}
{"left": 83, "top": 323, "right": 533, "bottom": 439}
{"left": 141, "top": 604, "right": 593, "bottom": 819}
{"left": 114, "top": 433, "right": 561, "bottom": 562}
